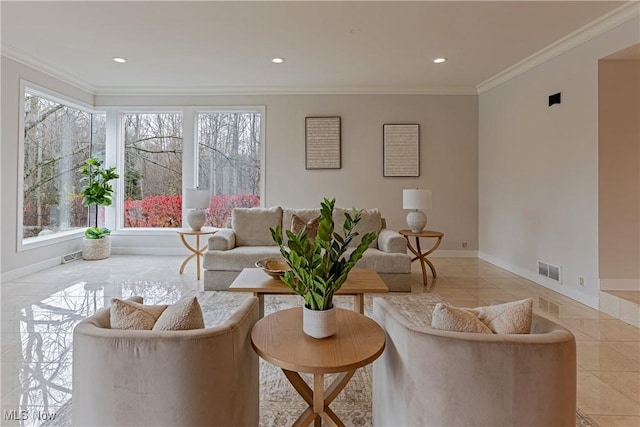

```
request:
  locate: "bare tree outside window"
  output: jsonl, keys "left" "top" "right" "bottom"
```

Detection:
{"left": 123, "top": 113, "right": 183, "bottom": 228}
{"left": 22, "top": 90, "right": 105, "bottom": 241}
{"left": 197, "top": 112, "right": 261, "bottom": 227}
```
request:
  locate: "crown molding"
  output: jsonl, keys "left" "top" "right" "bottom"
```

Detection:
{"left": 1, "top": 43, "right": 97, "bottom": 94}
{"left": 93, "top": 85, "right": 478, "bottom": 96}
{"left": 477, "top": 1, "right": 640, "bottom": 94}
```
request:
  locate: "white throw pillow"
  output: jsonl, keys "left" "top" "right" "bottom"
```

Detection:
{"left": 471, "top": 298, "right": 533, "bottom": 334}
{"left": 430, "top": 303, "right": 493, "bottom": 334}
{"left": 110, "top": 298, "right": 168, "bottom": 330}
{"left": 153, "top": 296, "right": 205, "bottom": 331}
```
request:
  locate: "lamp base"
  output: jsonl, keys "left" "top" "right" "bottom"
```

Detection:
{"left": 407, "top": 210, "right": 427, "bottom": 233}
{"left": 187, "top": 209, "right": 207, "bottom": 231}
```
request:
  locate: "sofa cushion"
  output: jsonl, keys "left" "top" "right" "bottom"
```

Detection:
{"left": 431, "top": 302, "right": 493, "bottom": 333}
{"left": 348, "top": 248, "right": 411, "bottom": 274}
{"left": 153, "top": 296, "right": 205, "bottom": 331}
{"left": 232, "top": 207, "right": 283, "bottom": 246}
{"left": 471, "top": 298, "right": 533, "bottom": 334}
{"left": 110, "top": 298, "right": 168, "bottom": 330}
{"left": 333, "top": 207, "right": 381, "bottom": 249}
{"left": 204, "top": 246, "right": 282, "bottom": 271}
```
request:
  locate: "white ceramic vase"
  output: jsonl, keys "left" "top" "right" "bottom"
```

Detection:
{"left": 82, "top": 236, "right": 111, "bottom": 260}
{"left": 303, "top": 305, "right": 336, "bottom": 339}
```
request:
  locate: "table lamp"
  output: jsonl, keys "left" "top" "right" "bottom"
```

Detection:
{"left": 403, "top": 189, "right": 432, "bottom": 232}
{"left": 185, "top": 188, "right": 210, "bottom": 231}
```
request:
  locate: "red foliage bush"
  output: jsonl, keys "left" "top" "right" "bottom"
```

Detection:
{"left": 124, "top": 194, "right": 259, "bottom": 228}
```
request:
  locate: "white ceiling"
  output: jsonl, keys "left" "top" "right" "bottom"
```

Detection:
{"left": 0, "top": 1, "right": 631, "bottom": 94}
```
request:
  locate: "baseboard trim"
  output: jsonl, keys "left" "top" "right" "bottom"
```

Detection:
{"left": 430, "top": 250, "right": 478, "bottom": 258}
{"left": 1, "top": 256, "right": 61, "bottom": 283}
{"left": 478, "top": 251, "right": 599, "bottom": 309}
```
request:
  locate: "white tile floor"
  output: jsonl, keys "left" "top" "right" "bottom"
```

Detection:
{"left": 1, "top": 256, "right": 639, "bottom": 426}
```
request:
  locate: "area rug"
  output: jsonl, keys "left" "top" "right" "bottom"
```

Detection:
{"left": 44, "top": 292, "right": 598, "bottom": 427}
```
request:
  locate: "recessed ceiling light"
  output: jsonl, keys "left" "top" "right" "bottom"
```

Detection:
{"left": 433, "top": 58, "right": 447, "bottom": 64}
{"left": 271, "top": 57, "right": 284, "bottom": 64}
{"left": 113, "top": 57, "right": 127, "bottom": 63}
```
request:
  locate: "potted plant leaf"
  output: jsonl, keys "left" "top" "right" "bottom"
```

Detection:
{"left": 271, "top": 198, "right": 377, "bottom": 338}
{"left": 79, "top": 157, "right": 119, "bottom": 260}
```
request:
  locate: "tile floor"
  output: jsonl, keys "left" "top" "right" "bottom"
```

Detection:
{"left": 1, "top": 256, "right": 639, "bottom": 426}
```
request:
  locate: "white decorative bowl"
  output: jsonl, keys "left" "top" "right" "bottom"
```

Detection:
{"left": 255, "top": 258, "right": 290, "bottom": 279}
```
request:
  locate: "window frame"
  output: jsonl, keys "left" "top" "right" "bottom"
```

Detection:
{"left": 17, "top": 80, "right": 104, "bottom": 252}
{"left": 113, "top": 106, "right": 266, "bottom": 233}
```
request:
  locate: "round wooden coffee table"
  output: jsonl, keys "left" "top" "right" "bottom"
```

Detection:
{"left": 251, "top": 307, "right": 385, "bottom": 427}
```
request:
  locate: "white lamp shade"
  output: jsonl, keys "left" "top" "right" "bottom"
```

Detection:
{"left": 403, "top": 189, "right": 432, "bottom": 210}
{"left": 184, "top": 189, "right": 210, "bottom": 209}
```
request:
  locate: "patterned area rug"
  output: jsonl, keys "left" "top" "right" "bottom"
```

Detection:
{"left": 46, "top": 292, "right": 598, "bottom": 427}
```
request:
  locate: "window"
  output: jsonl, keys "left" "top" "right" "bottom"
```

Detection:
{"left": 197, "top": 111, "right": 261, "bottom": 227}
{"left": 21, "top": 87, "right": 105, "bottom": 244}
{"left": 123, "top": 113, "right": 183, "bottom": 228}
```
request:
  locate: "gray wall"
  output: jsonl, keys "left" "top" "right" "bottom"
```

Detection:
{"left": 478, "top": 16, "right": 640, "bottom": 307}
{"left": 1, "top": 58, "right": 479, "bottom": 278}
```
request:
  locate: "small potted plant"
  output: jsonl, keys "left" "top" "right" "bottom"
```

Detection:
{"left": 271, "top": 198, "right": 376, "bottom": 338}
{"left": 79, "top": 157, "right": 119, "bottom": 260}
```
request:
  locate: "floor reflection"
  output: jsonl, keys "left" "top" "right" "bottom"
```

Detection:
{"left": 2, "top": 260, "right": 198, "bottom": 427}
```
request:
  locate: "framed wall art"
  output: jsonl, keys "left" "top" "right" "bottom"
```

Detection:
{"left": 305, "top": 116, "right": 341, "bottom": 169}
{"left": 383, "top": 123, "right": 419, "bottom": 177}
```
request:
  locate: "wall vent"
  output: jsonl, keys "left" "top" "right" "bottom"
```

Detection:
{"left": 62, "top": 250, "right": 82, "bottom": 264}
{"left": 537, "top": 260, "right": 562, "bottom": 283}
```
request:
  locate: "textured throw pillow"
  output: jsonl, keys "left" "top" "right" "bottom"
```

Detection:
{"left": 471, "top": 298, "right": 533, "bottom": 334}
{"left": 110, "top": 298, "right": 168, "bottom": 330}
{"left": 431, "top": 303, "right": 493, "bottom": 334}
{"left": 290, "top": 214, "right": 320, "bottom": 242}
{"left": 153, "top": 296, "right": 205, "bottom": 331}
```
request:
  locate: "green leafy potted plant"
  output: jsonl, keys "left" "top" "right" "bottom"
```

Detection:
{"left": 271, "top": 198, "right": 377, "bottom": 338}
{"left": 79, "top": 157, "right": 119, "bottom": 260}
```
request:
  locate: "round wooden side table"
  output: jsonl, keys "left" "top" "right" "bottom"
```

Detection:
{"left": 176, "top": 228, "right": 216, "bottom": 280}
{"left": 399, "top": 229, "right": 444, "bottom": 287}
{"left": 251, "top": 307, "right": 385, "bottom": 426}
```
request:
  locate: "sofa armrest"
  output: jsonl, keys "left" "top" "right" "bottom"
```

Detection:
{"left": 209, "top": 228, "right": 236, "bottom": 251}
{"left": 378, "top": 228, "right": 407, "bottom": 254}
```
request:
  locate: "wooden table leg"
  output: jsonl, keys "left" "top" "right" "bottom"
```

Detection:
{"left": 178, "top": 233, "right": 208, "bottom": 280}
{"left": 283, "top": 369, "right": 352, "bottom": 427}
{"left": 404, "top": 235, "right": 443, "bottom": 287}
{"left": 354, "top": 294, "right": 365, "bottom": 314}
{"left": 255, "top": 293, "right": 265, "bottom": 319}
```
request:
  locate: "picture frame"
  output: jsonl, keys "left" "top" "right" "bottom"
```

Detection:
{"left": 383, "top": 123, "right": 420, "bottom": 177}
{"left": 305, "top": 116, "right": 341, "bottom": 169}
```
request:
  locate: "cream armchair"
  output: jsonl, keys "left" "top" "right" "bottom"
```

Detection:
{"left": 372, "top": 297, "right": 577, "bottom": 427}
{"left": 72, "top": 296, "right": 259, "bottom": 427}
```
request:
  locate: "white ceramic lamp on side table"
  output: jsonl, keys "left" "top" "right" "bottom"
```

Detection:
{"left": 185, "top": 188, "right": 210, "bottom": 231}
{"left": 403, "top": 189, "right": 432, "bottom": 232}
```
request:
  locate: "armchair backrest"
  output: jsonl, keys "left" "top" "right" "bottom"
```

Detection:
{"left": 373, "top": 297, "right": 576, "bottom": 427}
{"left": 73, "top": 297, "right": 259, "bottom": 427}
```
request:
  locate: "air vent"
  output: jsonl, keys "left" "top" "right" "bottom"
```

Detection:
{"left": 537, "top": 260, "right": 562, "bottom": 283}
{"left": 62, "top": 250, "right": 82, "bottom": 263}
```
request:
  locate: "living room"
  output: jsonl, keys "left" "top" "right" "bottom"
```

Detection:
{"left": 1, "top": 1, "right": 639, "bottom": 426}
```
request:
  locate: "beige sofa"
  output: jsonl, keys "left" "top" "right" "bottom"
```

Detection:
{"left": 372, "top": 297, "right": 577, "bottom": 427}
{"left": 203, "top": 206, "right": 412, "bottom": 291}
{"left": 72, "top": 296, "right": 259, "bottom": 427}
